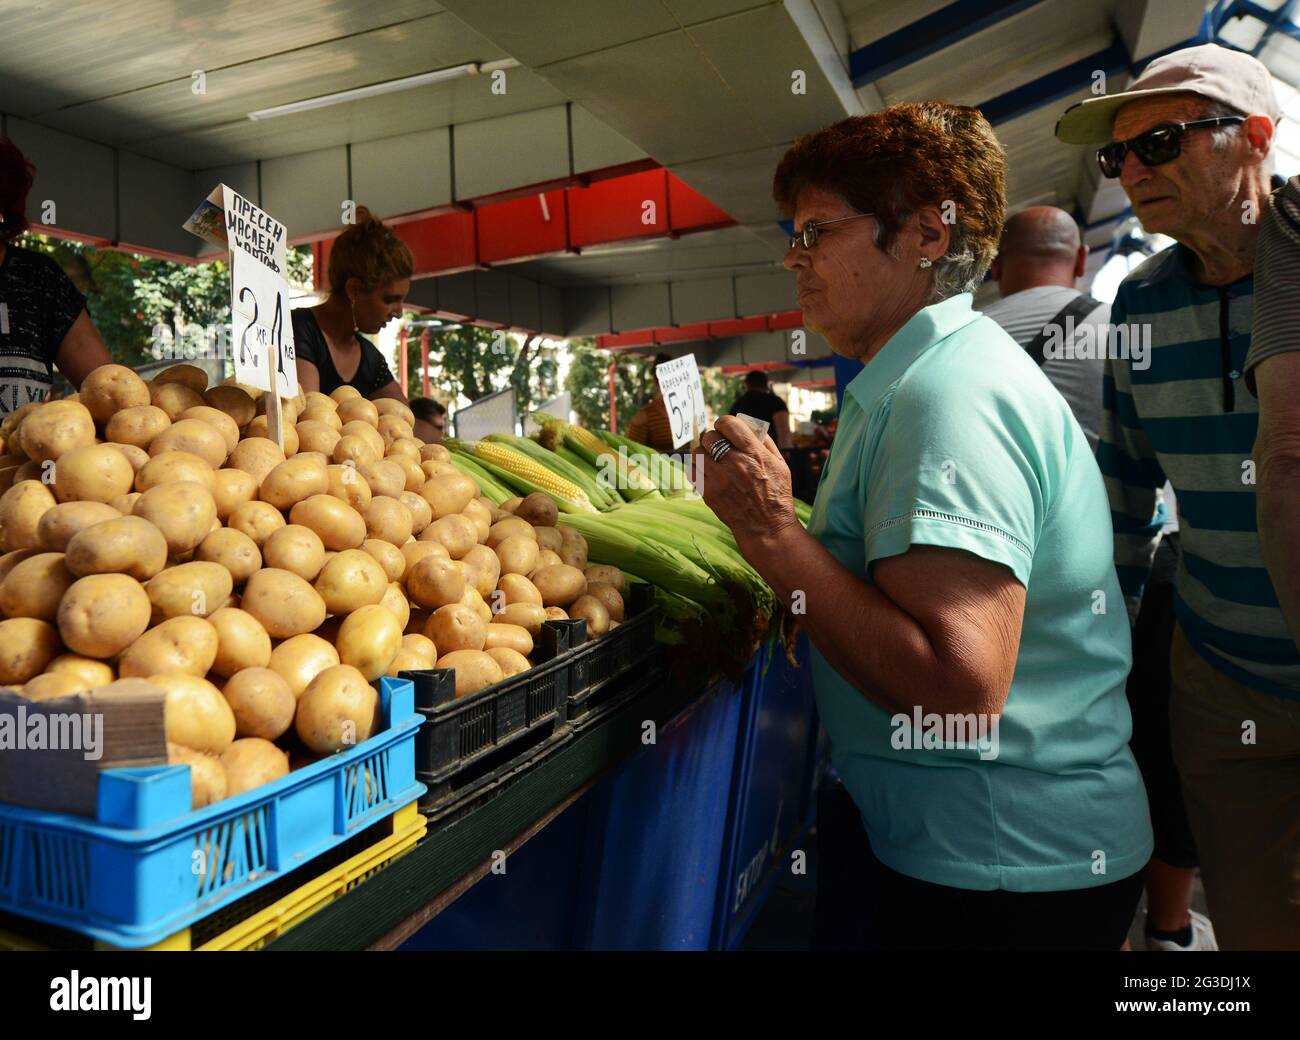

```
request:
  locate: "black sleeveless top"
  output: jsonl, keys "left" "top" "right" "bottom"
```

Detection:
{"left": 292, "top": 307, "right": 396, "bottom": 397}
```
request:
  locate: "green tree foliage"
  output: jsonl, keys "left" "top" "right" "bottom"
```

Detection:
{"left": 564, "top": 343, "right": 664, "bottom": 432}
{"left": 703, "top": 368, "right": 743, "bottom": 419}
{"left": 22, "top": 234, "right": 312, "bottom": 371}
{"left": 404, "top": 321, "right": 560, "bottom": 419}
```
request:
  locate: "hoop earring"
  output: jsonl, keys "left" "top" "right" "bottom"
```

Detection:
{"left": 349, "top": 297, "right": 358, "bottom": 332}
{"left": 918, "top": 257, "right": 933, "bottom": 269}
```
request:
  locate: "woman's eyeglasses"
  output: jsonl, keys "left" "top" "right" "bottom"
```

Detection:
{"left": 1096, "top": 116, "right": 1244, "bottom": 178}
{"left": 789, "top": 212, "right": 875, "bottom": 251}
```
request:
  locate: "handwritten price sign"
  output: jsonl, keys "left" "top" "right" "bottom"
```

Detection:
{"left": 655, "top": 353, "right": 706, "bottom": 450}
{"left": 183, "top": 184, "right": 297, "bottom": 396}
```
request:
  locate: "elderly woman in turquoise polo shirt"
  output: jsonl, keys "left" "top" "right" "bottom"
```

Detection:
{"left": 699, "top": 101, "right": 1152, "bottom": 950}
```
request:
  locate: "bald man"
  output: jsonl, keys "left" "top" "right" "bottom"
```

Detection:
{"left": 980, "top": 206, "right": 1110, "bottom": 449}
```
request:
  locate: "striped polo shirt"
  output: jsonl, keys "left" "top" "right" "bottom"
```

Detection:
{"left": 1100, "top": 243, "right": 1299, "bottom": 699}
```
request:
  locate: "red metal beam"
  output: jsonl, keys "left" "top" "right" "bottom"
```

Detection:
{"left": 594, "top": 310, "right": 804, "bottom": 351}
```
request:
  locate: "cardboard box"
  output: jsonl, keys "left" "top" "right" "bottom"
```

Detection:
{"left": 0, "top": 679, "right": 168, "bottom": 818}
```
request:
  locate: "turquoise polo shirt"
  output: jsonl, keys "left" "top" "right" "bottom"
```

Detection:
{"left": 808, "top": 293, "right": 1152, "bottom": 892}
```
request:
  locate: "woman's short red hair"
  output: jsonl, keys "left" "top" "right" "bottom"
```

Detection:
{"left": 773, "top": 101, "right": 1006, "bottom": 296}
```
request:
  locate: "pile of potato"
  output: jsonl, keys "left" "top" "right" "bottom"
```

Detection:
{"left": 0, "top": 363, "right": 625, "bottom": 812}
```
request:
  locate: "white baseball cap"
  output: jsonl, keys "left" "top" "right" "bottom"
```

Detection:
{"left": 1056, "top": 43, "right": 1281, "bottom": 144}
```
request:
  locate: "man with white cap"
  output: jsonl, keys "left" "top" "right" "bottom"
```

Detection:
{"left": 1057, "top": 43, "right": 1298, "bottom": 951}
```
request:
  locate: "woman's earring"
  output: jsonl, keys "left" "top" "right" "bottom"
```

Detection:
{"left": 349, "top": 297, "right": 358, "bottom": 331}
{"left": 918, "top": 257, "right": 933, "bottom": 269}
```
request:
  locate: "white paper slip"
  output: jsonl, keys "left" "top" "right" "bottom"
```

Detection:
{"left": 655, "top": 353, "right": 707, "bottom": 450}
{"left": 734, "top": 413, "right": 770, "bottom": 440}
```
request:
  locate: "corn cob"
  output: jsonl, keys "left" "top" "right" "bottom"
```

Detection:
{"left": 446, "top": 450, "right": 513, "bottom": 505}
{"left": 447, "top": 438, "right": 599, "bottom": 513}
{"left": 484, "top": 432, "right": 619, "bottom": 510}
{"left": 534, "top": 413, "right": 661, "bottom": 502}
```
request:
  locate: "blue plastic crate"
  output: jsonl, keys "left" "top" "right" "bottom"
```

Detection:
{"left": 0, "top": 676, "right": 424, "bottom": 948}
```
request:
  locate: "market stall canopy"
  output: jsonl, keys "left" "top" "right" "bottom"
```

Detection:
{"left": 0, "top": 0, "right": 1222, "bottom": 366}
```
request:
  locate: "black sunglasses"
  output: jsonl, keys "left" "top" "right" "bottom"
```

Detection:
{"left": 789, "top": 212, "right": 875, "bottom": 251}
{"left": 1096, "top": 116, "right": 1244, "bottom": 178}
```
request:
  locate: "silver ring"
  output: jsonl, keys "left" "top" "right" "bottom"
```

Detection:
{"left": 708, "top": 436, "right": 733, "bottom": 462}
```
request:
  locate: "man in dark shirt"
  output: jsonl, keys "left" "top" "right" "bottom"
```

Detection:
{"left": 728, "top": 370, "right": 792, "bottom": 450}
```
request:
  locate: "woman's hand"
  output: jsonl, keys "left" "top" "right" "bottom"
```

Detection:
{"left": 698, "top": 415, "right": 800, "bottom": 556}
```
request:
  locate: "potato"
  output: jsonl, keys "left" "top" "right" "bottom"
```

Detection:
{"left": 168, "top": 742, "right": 227, "bottom": 809}
{"left": 295, "top": 664, "right": 378, "bottom": 753}
{"left": 19, "top": 400, "right": 95, "bottom": 462}
{"left": 532, "top": 548, "right": 563, "bottom": 573}
{"left": 104, "top": 442, "right": 150, "bottom": 476}
{"left": 0, "top": 547, "right": 38, "bottom": 583}
{"left": 22, "top": 671, "right": 89, "bottom": 701}
{"left": 499, "top": 496, "right": 522, "bottom": 514}
{"left": 109, "top": 491, "right": 141, "bottom": 515}
{"left": 331, "top": 386, "right": 363, "bottom": 404}
{"left": 495, "top": 534, "right": 540, "bottom": 578}
{"left": 300, "top": 402, "right": 342, "bottom": 429}
{"left": 135, "top": 481, "right": 217, "bottom": 554}
{"left": 435, "top": 649, "right": 503, "bottom": 698}
{"left": 333, "top": 433, "right": 379, "bottom": 467}
{"left": 157, "top": 673, "right": 235, "bottom": 754}
{"left": 568, "top": 594, "right": 611, "bottom": 637}
{"left": 181, "top": 406, "right": 240, "bottom": 453}
{"left": 497, "top": 572, "right": 543, "bottom": 608}
{"left": 227, "top": 438, "right": 285, "bottom": 485}
{"left": 79, "top": 364, "right": 150, "bottom": 423}
{"left": 260, "top": 456, "right": 328, "bottom": 511}
{"left": 543, "top": 606, "right": 568, "bottom": 621}
{"left": 37, "top": 502, "right": 120, "bottom": 552}
{"left": 326, "top": 462, "right": 372, "bottom": 511}
{"left": 379, "top": 580, "right": 411, "bottom": 631}
{"left": 268, "top": 633, "right": 339, "bottom": 699}
{"left": 421, "top": 443, "right": 451, "bottom": 462}
{"left": 336, "top": 603, "right": 403, "bottom": 681}
{"left": 585, "top": 581, "right": 626, "bottom": 623}
{"left": 376, "top": 413, "right": 412, "bottom": 445}
{"left": 425, "top": 603, "right": 486, "bottom": 653}
{"left": 532, "top": 564, "right": 587, "bottom": 607}
{"left": 375, "top": 398, "right": 416, "bottom": 424}
{"left": 559, "top": 542, "right": 588, "bottom": 570}
{"left": 150, "top": 381, "right": 204, "bottom": 421}
{"left": 460, "top": 585, "right": 492, "bottom": 625}
{"left": 357, "top": 459, "right": 404, "bottom": 499}
{"left": 47, "top": 653, "right": 115, "bottom": 687}
{"left": 483, "top": 622, "right": 533, "bottom": 657}
{"left": 135, "top": 449, "right": 215, "bottom": 493}
{"left": 146, "top": 560, "right": 233, "bottom": 622}
{"left": 486, "top": 647, "right": 531, "bottom": 679}
{"left": 399, "top": 490, "right": 432, "bottom": 534}
{"left": 208, "top": 606, "right": 272, "bottom": 678}
{"left": 461, "top": 497, "right": 492, "bottom": 543}
{"left": 211, "top": 468, "right": 258, "bottom": 520}
{"left": 64, "top": 515, "right": 168, "bottom": 580}
{"left": 584, "top": 565, "right": 625, "bottom": 593}
{"left": 364, "top": 496, "right": 413, "bottom": 546}
{"left": 314, "top": 549, "right": 388, "bottom": 615}
{"left": 420, "top": 472, "right": 477, "bottom": 519}
{"left": 401, "top": 539, "right": 448, "bottom": 578}
{"left": 383, "top": 650, "right": 427, "bottom": 678}
{"left": 342, "top": 420, "right": 385, "bottom": 457}
{"left": 119, "top": 615, "right": 219, "bottom": 678}
{"left": 515, "top": 493, "right": 559, "bottom": 527}
{"left": 337, "top": 397, "right": 379, "bottom": 428}
{"left": 105, "top": 404, "right": 170, "bottom": 450}
{"left": 227, "top": 500, "right": 286, "bottom": 548}
{"left": 220, "top": 738, "right": 289, "bottom": 796}
{"left": 461, "top": 543, "right": 501, "bottom": 598}
{"left": 0, "top": 617, "right": 61, "bottom": 684}
{"left": 289, "top": 493, "right": 366, "bottom": 550}
{"left": 262, "top": 524, "right": 326, "bottom": 581}
{"left": 389, "top": 452, "right": 425, "bottom": 492}
{"left": 296, "top": 419, "right": 341, "bottom": 456}
{"left": 221, "top": 670, "right": 295, "bottom": 741}
{"left": 0, "top": 480, "right": 55, "bottom": 551}
{"left": 492, "top": 602, "right": 547, "bottom": 638}
{"left": 362, "top": 538, "right": 405, "bottom": 582}
{"left": 407, "top": 555, "right": 465, "bottom": 609}
{"left": 148, "top": 418, "right": 228, "bottom": 469}
{"left": 422, "top": 513, "right": 477, "bottom": 559}
{"left": 0, "top": 552, "right": 74, "bottom": 620}
{"left": 195, "top": 528, "right": 261, "bottom": 584}
{"left": 202, "top": 385, "right": 257, "bottom": 429}
{"left": 421, "top": 459, "right": 458, "bottom": 480}
{"left": 244, "top": 415, "right": 299, "bottom": 456}
{"left": 488, "top": 516, "right": 537, "bottom": 548}
{"left": 57, "top": 574, "right": 150, "bottom": 657}
{"left": 11, "top": 459, "right": 43, "bottom": 484}
{"left": 243, "top": 568, "right": 327, "bottom": 638}
{"left": 387, "top": 436, "right": 422, "bottom": 460}
{"left": 154, "top": 363, "right": 208, "bottom": 393}
{"left": 49, "top": 443, "right": 131, "bottom": 505}
{"left": 401, "top": 633, "right": 438, "bottom": 664}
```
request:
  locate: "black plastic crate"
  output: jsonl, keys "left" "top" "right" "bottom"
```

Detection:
{"left": 566, "top": 583, "right": 661, "bottom": 728}
{"left": 404, "top": 620, "right": 576, "bottom": 817}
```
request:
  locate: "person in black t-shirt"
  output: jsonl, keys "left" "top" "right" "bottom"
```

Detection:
{"left": 0, "top": 139, "right": 112, "bottom": 416}
{"left": 727, "top": 370, "right": 793, "bottom": 450}
{"left": 294, "top": 206, "right": 412, "bottom": 402}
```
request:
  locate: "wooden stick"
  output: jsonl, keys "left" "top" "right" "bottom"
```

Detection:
{"left": 265, "top": 334, "right": 285, "bottom": 453}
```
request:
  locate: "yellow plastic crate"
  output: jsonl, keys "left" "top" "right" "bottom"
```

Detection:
{"left": 0, "top": 801, "right": 425, "bottom": 952}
